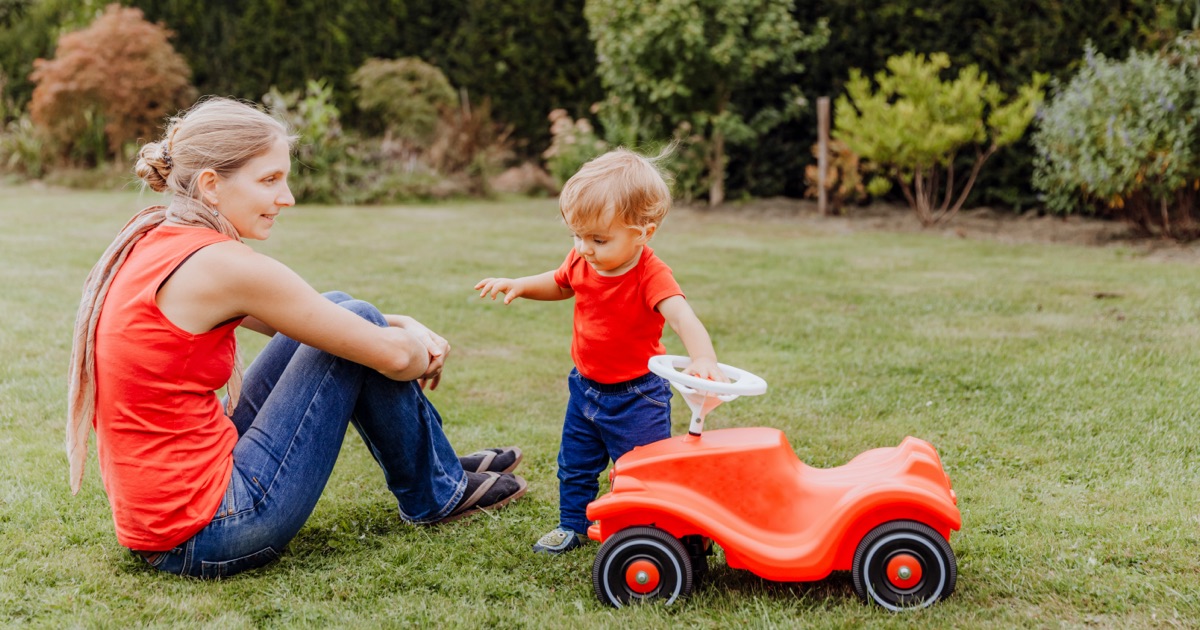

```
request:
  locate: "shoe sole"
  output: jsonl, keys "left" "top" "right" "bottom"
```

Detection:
{"left": 501, "top": 448, "right": 523, "bottom": 474}
{"left": 532, "top": 539, "right": 582, "bottom": 555}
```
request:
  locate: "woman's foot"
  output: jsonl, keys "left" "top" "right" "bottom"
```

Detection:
{"left": 458, "top": 446, "right": 523, "bottom": 474}
{"left": 434, "top": 471, "right": 527, "bottom": 524}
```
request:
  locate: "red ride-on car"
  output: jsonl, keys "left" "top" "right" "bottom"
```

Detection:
{"left": 587, "top": 356, "right": 961, "bottom": 610}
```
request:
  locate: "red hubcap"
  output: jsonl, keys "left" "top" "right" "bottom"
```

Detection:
{"left": 625, "top": 559, "right": 661, "bottom": 594}
{"left": 886, "top": 553, "right": 923, "bottom": 589}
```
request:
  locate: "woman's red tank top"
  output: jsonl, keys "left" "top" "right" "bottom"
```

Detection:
{"left": 93, "top": 224, "right": 241, "bottom": 550}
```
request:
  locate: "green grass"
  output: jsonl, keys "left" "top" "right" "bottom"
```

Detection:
{"left": 2, "top": 184, "right": 1199, "bottom": 627}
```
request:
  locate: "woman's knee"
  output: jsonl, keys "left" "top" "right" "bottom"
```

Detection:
{"left": 339, "top": 299, "right": 386, "bottom": 326}
{"left": 322, "top": 290, "right": 353, "bottom": 303}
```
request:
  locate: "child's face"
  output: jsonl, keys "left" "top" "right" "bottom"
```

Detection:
{"left": 567, "top": 210, "right": 654, "bottom": 277}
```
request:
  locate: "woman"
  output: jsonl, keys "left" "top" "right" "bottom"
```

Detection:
{"left": 66, "top": 97, "right": 526, "bottom": 578}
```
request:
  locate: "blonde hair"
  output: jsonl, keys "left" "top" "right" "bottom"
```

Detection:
{"left": 135, "top": 96, "right": 293, "bottom": 197}
{"left": 67, "top": 97, "right": 292, "bottom": 495}
{"left": 559, "top": 148, "right": 672, "bottom": 234}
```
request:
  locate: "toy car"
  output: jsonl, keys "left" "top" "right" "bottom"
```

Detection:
{"left": 586, "top": 355, "right": 961, "bottom": 610}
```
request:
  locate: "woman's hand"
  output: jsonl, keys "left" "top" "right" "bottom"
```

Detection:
{"left": 386, "top": 315, "right": 450, "bottom": 390}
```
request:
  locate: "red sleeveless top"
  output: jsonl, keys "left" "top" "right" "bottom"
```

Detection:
{"left": 93, "top": 224, "right": 241, "bottom": 550}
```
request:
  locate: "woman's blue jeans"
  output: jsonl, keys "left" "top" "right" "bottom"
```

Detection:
{"left": 142, "top": 292, "right": 467, "bottom": 578}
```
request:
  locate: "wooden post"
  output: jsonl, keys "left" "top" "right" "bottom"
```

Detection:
{"left": 817, "top": 96, "right": 830, "bottom": 216}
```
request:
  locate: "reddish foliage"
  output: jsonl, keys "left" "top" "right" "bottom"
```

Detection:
{"left": 29, "top": 4, "right": 195, "bottom": 158}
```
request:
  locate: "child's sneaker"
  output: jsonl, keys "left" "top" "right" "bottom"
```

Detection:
{"left": 532, "top": 527, "right": 583, "bottom": 555}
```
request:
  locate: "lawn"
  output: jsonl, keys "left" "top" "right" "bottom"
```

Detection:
{"left": 1, "top": 184, "right": 1198, "bottom": 628}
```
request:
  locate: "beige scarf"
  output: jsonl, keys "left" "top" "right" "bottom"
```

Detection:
{"left": 66, "top": 197, "right": 244, "bottom": 494}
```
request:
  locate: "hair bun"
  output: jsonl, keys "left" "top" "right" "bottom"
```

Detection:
{"left": 134, "top": 141, "right": 171, "bottom": 192}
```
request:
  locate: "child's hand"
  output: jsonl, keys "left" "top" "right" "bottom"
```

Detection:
{"left": 474, "top": 277, "right": 521, "bottom": 304}
{"left": 684, "top": 357, "right": 729, "bottom": 383}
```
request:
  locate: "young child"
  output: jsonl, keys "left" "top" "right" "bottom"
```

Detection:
{"left": 474, "top": 148, "right": 725, "bottom": 554}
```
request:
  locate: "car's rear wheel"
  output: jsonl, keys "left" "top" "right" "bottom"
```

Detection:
{"left": 593, "top": 526, "right": 693, "bottom": 607}
{"left": 852, "top": 520, "right": 957, "bottom": 610}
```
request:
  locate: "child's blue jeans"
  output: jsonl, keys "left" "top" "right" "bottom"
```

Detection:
{"left": 139, "top": 292, "right": 468, "bottom": 578}
{"left": 557, "top": 368, "right": 673, "bottom": 536}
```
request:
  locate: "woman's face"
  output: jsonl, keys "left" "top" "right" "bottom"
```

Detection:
{"left": 212, "top": 136, "right": 294, "bottom": 240}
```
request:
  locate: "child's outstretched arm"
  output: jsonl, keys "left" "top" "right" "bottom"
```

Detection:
{"left": 657, "top": 295, "right": 728, "bottom": 383}
{"left": 475, "top": 271, "right": 574, "bottom": 304}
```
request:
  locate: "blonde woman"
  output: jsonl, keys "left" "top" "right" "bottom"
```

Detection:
{"left": 68, "top": 97, "right": 525, "bottom": 578}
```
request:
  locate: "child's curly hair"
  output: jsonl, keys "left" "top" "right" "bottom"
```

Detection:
{"left": 559, "top": 147, "right": 672, "bottom": 236}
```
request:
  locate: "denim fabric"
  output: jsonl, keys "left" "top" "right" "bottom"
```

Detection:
{"left": 144, "top": 291, "right": 467, "bottom": 578}
{"left": 557, "top": 368, "right": 672, "bottom": 535}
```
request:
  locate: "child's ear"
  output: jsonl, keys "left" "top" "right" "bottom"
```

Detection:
{"left": 638, "top": 223, "right": 658, "bottom": 243}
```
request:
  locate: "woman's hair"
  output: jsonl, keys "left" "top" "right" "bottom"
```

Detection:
{"left": 67, "top": 97, "right": 292, "bottom": 495}
{"left": 559, "top": 147, "right": 672, "bottom": 235}
{"left": 134, "top": 96, "right": 293, "bottom": 198}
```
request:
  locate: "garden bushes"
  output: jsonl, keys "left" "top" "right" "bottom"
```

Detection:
{"left": 1032, "top": 38, "right": 1200, "bottom": 238}
{"left": 28, "top": 4, "right": 195, "bottom": 164}
{"left": 0, "top": 0, "right": 1195, "bottom": 213}
{"left": 268, "top": 66, "right": 514, "bottom": 205}
{"left": 835, "top": 52, "right": 1045, "bottom": 226}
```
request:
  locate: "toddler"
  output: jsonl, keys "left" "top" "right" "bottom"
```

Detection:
{"left": 475, "top": 148, "right": 724, "bottom": 554}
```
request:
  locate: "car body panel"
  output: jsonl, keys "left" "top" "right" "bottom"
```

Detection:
{"left": 586, "top": 427, "right": 960, "bottom": 583}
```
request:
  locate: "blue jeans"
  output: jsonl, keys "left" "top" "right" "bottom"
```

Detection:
{"left": 142, "top": 292, "right": 467, "bottom": 578}
{"left": 557, "top": 368, "right": 672, "bottom": 535}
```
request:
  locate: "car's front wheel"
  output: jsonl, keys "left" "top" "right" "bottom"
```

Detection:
{"left": 592, "top": 526, "right": 693, "bottom": 607}
{"left": 852, "top": 520, "right": 957, "bottom": 610}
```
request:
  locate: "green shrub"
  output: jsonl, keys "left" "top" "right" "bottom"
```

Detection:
{"left": 265, "top": 79, "right": 355, "bottom": 204}
{"left": 265, "top": 79, "right": 467, "bottom": 205}
{"left": 1032, "top": 42, "right": 1200, "bottom": 238}
{"left": 0, "top": 114, "right": 50, "bottom": 178}
{"left": 585, "top": 0, "right": 827, "bottom": 206}
{"left": 351, "top": 57, "right": 457, "bottom": 151}
{"left": 835, "top": 52, "right": 1045, "bottom": 226}
{"left": 664, "top": 122, "right": 707, "bottom": 203}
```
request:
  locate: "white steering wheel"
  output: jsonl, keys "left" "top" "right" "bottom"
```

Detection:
{"left": 647, "top": 355, "right": 767, "bottom": 436}
{"left": 647, "top": 355, "right": 767, "bottom": 397}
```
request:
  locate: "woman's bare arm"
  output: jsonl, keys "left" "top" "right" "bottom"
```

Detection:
{"left": 157, "top": 241, "right": 430, "bottom": 381}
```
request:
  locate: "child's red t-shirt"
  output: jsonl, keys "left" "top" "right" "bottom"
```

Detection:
{"left": 93, "top": 224, "right": 240, "bottom": 551}
{"left": 553, "top": 246, "right": 683, "bottom": 384}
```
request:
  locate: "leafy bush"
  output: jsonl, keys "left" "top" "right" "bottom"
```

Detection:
{"left": 427, "top": 97, "right": 515, "bottom": 197}
{"left": 266, "top": 79, "right": 470, "bottom": 205}
{"left": 351, "top": 57, "right": 458, "bottom": 151}
{"left": 835, "top": 52, "right": 1045, "bottom": 226}
{"left": 585, "top": 0, "right": 827, "bottom": 206}
{"left": 265, "top": 80, "right": 357, "bottom": 204}
{"left": 125, "top": 0, "right": 601, "bottom": 161}
{"left": 28, "top": 3, "right": 196, "bottom": 164}
{"left": 803, "top": 139, "right": 869, "bottom": 213}
{"left": 0, "top": 0, "right": 102, "bottom": 114}
{"left": 1032, "top": 42, "right": 1200, "bottom": 238}
{"left": 664, "top": 122, "right": 708, "bottom": 203}
{"left": 542, "top": 108, "right": 607, "bottom": 188}
{"left": 0, "top": 114, "right": 50, "bottom": 178}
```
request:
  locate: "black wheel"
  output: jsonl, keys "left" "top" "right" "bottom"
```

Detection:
{"left": 852, "top": 520, "right": 957, "bottom": 610}
{"left": 592, "top": 527, "right": 693, "bottom": 607}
